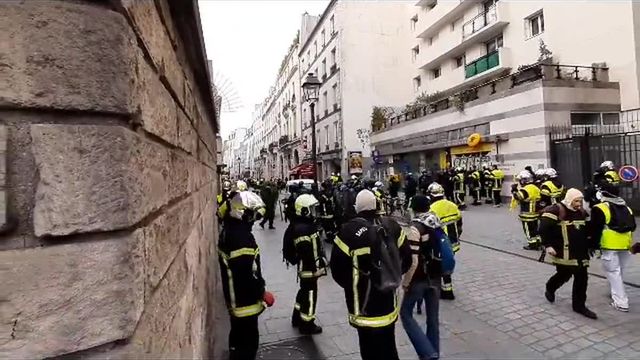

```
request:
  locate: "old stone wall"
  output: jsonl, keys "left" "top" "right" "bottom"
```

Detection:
{"left": 0, "top": 1, "right": 222, "bottom": 358}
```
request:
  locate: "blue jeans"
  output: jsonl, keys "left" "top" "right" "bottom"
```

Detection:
{"left": 401, "top": 279, "right": 440, "bottom": 359}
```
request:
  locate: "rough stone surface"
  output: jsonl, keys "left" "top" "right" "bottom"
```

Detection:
{"left": 0, "top": 234, "right": 144, "bottom": 359}
{"left": 0, "top": 1, "right": 136, "bottom": 113}
{"left": 177, "top": 108, "right": 198, "bottom": 155}
{"left": 31, "top": 125, "right": 170, "bottom": 236}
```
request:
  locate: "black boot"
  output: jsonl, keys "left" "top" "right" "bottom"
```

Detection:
{"left": 523, "top": 244, "right": 539, "bottom": 250}
{"left": 299, "top": 321, "right": 323, "bottom": 335}
{"left": 441, "top": 291, "right": 455, "bottom": 300}
{"left": 291, "top": 309, "right": 302, "bottom": 328}
{"left": 545, "top": 290, "right": 555, "bottom": 303}
{"left": 574, "top": 307, "right": 597, "bottom": 319}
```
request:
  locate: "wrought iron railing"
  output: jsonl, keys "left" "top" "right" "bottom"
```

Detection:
{"left": 462, "top": 6, "right": 497, "bottom": 38}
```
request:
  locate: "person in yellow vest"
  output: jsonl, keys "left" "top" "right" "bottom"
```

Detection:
{"left": 490, "top": 165, "right": 505, "bottom": 208}
{"left": 452, "top": 167, "right": 467, "bottom": 210}
{"left": 373, "top": 181, "right": 387, "bottom": 216}
{"left": 469, "top": 167, "right": 483, "bottom": 206}
{"left": 540, "top": 168, "right": 565, "bottom": 208}
{"left": 218, "top": 191, "right": 274, "bottom": 360}
{"left": 590, "top": 190, "right": 637, "bottom": 312}
{"left": 482, "top": 164, "right": 493, "bottom": 204}
{"left": 428, "top": 182, "right": 462, "bottom": 300}
{"left": 512, "top": 170, "right": 542, "bottom": 250}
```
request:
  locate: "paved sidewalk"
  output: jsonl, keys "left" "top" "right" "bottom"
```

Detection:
{"left": 248, "top": 213, "right": 640, "bottom": 359}
{"left": 461, "top": 205, "right": 640, "bottom": 286}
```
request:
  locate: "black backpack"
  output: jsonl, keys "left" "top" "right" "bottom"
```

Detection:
{"left": 356, "top": 217, "right": 402, "bottom": 293}
{"left": 608, "top": 203, "right": 636, "bottom": 233}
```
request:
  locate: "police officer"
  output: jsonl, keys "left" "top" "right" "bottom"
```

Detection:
{"left": 469, "top": 167, "right": 482, "bottom": 206}
{"left": 331, "top": 190, "right": 412, "bottom": 360}
{"left": 218, "top": 191, "right": 274, "bottom": 360}
{"left": 540, "top": 188, "right": 597, "bottom": 319}
{"left": 490, "top": 164, "right": 505, "bottom": 207}
{"left": 540, "top": 168, "right": 564, "bottom": 207}
{"left": 428, "top": 183, "right": 462, "bottom": 300}
{"left": 591, "top": 190, "right": 636, "bottom": 312}
{"left": 283, "top": 194, "right": 327, "bottom": 334}
{"left": 512, "top": 171, "right": 542, "bottom": 250}
{"left": 452, "top": 167, "right": 466, "bottom": 210}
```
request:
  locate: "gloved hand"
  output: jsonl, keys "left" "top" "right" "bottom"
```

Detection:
{"left": 545, "top": 247, "right": 557, "bottom": 256}
{"left": 263, "top": 291, "right": 275, "bottom": 307}
{"left": 511, "top": 183, "right": 519, "bottom": 192}
{"left": 631, "top": 243, "right": 640, "bottom": 254}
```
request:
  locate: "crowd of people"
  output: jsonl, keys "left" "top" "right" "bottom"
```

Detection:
{"left": 215, "top": 160, "right": 639, "bottom": 360}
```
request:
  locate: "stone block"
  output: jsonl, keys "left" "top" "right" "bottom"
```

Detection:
{"left": 0, "top": 1, "right": 136, "bottom": 113}
{"left": 31, "top": 125, "right": 170, "bottom": 236}
{"left": 142, "top": 194, "right": 196, "bottom": 290}
{"left": 135, "top": 55, "right": 178, "bottom": 146}
{"left": 177, "top": 109, "right": 198, "bottom": 155}
{"left": 120, "top": 0, "right": 184, "bottom": 102}
{"left": 0, "top": 125, "right": 6, "bottom": 228}
{"left": 0, "top": 234, "right": 144, "bottom": 358}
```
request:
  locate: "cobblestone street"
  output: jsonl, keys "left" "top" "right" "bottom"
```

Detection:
{"left": 253, "top": 208, "right": 640, "bottom": 359}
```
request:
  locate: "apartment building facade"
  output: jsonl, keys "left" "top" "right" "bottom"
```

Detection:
{"left": 297, "top": 0, "right": 415, "bottom": 180}
{"left": 370, "top": 0, "right": 640, "bottom": 195}
{"left": 222, "top": 127, "right": 248, "bottom": 178}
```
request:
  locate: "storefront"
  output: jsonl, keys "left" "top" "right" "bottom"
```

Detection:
{"left": 449, "top": 142, "right": 496, "bottom": 170}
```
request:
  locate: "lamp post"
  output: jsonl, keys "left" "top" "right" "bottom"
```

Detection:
{"left": 302, "top": 72, "right": 321, "bottom": 184}
{"left": 236, "top": 156, "right": 241, "bottom": 179}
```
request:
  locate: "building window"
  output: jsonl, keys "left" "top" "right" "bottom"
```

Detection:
{"left": 325, "top": 125, "right": 329, "bottom": 146}
{"left": 411, "top": 45, "right": 420, "bottom": 62}
{"left": 330, "top": 15, "right": 335, "bottom": 34}
{"left": 483, "top": 0, "right": 498, "bottom": 12}
{"left": 432, "top": 67, "right": 441, "bottom": 79}
{"left": 410, "top": 15, "right": 418, "bottom": 31}
{"left": 332, "top": 84, "right": 338, "bottom": 105}
{"left": 455, "top": 55, "right": 465, "bottom": 68}
{"left": 323, "top": 91, "right": 328, "bottom": 112}
{"left": 333, "top": 121, "right": 339, "bottom": 144}
{"left": 571, "top": 113, "right": 620, "bottom": 125}
{"left": 413, "top": 75, "right": 422, "bottom": 92}
{"left": 526, "top": 11, "right": 545, "bottom": 39}
{"left": 321, "top": 29, "right": 326, "bottom": 47}
{"left": 428, "top": 37, "right": 434, "bottom": 46}
{"left": 485, "top": 35, "right": 503, "bottom": 53}
{"left": 331, "top": 48, "right": 336, "bottom": 65}
{"left": 314, "top": 41, "right": 318, "bottom": 57}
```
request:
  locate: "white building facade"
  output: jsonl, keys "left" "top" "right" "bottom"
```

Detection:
{"left": 298, "top": 0, "right": 416, "bottom": 180}
{"left": 222, "top": 127, "right": 248, "bottom": 179}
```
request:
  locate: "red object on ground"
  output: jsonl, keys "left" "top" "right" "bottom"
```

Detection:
{"left": 263, "top": 291, "right": 275, "bottom": 307}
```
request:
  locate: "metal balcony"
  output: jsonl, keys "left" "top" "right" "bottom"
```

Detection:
{"left": 465, "top": 51, "right": 500, "bottom": 79}
{"left": 462, "top": 6, "right": 497, "bottom": 39}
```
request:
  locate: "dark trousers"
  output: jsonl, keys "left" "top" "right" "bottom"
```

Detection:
{"left": 484, "top": 188, "right": 493, "bottom": 203}
{"left": 453, "top": 191, "right": 465, "bottom": 207}
{"left": 442, "top": 274, "right": 453, "bottom": 293}
{"left": 471, "top": 187, "right": 481, "bottom": 204}
{"left": 546, "top": 264, "right": 588, "bottom": 310}
{"left": 522, "top": 220, "right": 540, "bottom": 246}
{"left": 229, "top": 315, "right": 259, "bottom": 360}
{"left": 321, "top": 218, "right": 336, "bottom": 241}
{"left": 492, "top": 189, "right": 502, "bottom": 205}
{"left": 356, "top": 325, "right": 399, "bottom": 360}
{"left": 294, "top": 278, "right": 318, "bottom": 322}
{"left": 260, "top": 210, "right": 275, "bottom": 228}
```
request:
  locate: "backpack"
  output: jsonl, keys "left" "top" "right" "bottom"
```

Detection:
{"left": 608, "top": 203, "right": 636, "bottom": 233}
{"left": 412, "top": 219, "right": 456, "bottom": 277}
{"left": 356, "top": 217, "right": 402, "bottom": 293}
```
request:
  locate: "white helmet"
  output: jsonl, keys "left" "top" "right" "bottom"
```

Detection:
{"left": 517, "top": 170, "right": 534, "bottom": 184}
{"left": 294, "top": 194, "right": 319, "bottom": 217}
{"left": 413, "top": 211, "right": 442, "bottom": 229}
{"left": 236, "top": 180, "right": 248, "bottom": 191}
{"left": 545, "top": 168, "right": 558, "bottom": 178}
{"left": 228, "top": 191, "right": 265, "bottom": 221}
{"left": 534, "top": 168, "right": 546, "bottom": 177}
{"left": 600, "top": 161, "right": 615, "bottom": 170}
{"left": 374, "top": 181, "right": 384, "bottom": 188}
{"left": 427, "top": 182, "right": 445, "bottom": 197}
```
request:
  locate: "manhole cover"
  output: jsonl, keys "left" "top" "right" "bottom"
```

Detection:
{"left": 257, "top": 337, "right": 325, "bottom": 360}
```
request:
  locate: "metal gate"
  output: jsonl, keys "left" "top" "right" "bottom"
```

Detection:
{"left": 549, "top": 110, "right": 640, "bottom": 210}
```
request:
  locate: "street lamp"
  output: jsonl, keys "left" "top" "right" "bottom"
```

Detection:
{"left": 236, "top": 156, "right": 241, "bottom": 179}
{"left": 302, "top": 72, "right": 321, "bottom": 184}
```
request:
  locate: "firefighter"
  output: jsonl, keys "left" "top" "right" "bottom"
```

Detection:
{"left": 318, "top": 181, "right": 336, "bottom": 243}
{"left": 218, "top": 191, "right": 274, "bottom": 360}
{"left": 490, "top": 164, "right": 505, "bottom": 207}
{"left": 372, "top": 180, "right": 387, "bottom": 215}
{"left": 595, "top": 161, "right": 621, "bottom": 195}
{"left": 541, "top": 188, "right": 597, "bottom": 319}
{"left": 452, "top": 167, "right": 466, "bottom": 210}
{"left": 540, "top": 168, "right": 565, "bottom": 207}
{"left": 469, "top": 167, "right": 482, "bottom": 206}
{"left": 283, "top": 194, "right": 327, "bottom": 334}
{"left": 512, "top": 170, "right": 542, "bottom": 250}
{"left": 331, "top": 172, "right": 340, "bottom": 185}
{"left": 217, "top": 180, "right": 233, "bottom": 219}
{"left": 428, "top": 182, "right": 462, "bottom": 300}
{"left": 482, "top": 164, "right": 493, "bottom": 204}
{"left": 331, "top": 190, "right": 411, "bottom": 360}
{"left": 591, "top": 190, "right": 636, "bottom": 312}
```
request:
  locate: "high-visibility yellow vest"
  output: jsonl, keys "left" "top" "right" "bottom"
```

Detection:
{"left": 605, "top": 170, "right": 621, "bottom": 185}
{"left": 541, "top": 181, "right": 564, "bottom": 204}
{"left": 491, "top": 169, "right": 505, "bottom": 188}
{"left": 429, "top": 199, "right": 461, "bottom": 229}
{"left": 594, "top": 202, "right": 633, "bottom": 250}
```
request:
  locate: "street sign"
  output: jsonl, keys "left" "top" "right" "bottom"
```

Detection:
{"left": 619, "top": 165, "right": 639, "bottom": 182}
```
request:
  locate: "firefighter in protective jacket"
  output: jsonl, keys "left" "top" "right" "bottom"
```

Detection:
{"left": 428, "top": 182, "right": 462, "bottom": 300}
{"left": 512, "top": 170, "right": 542, "bottom": 250}
{"left": 283, "top": 194, "right": 327, "bottom": 334}
{"left": 218, "top": 191, "right": 273, "bottom": 360}
{"left": 331, "top": 190, "right": 412, "bottom": 360}
{"left": 452, "top": 167, "right": 467, "bottom": 209}
{"left": 540, "top": 168, "right": 565, "bottom": 207}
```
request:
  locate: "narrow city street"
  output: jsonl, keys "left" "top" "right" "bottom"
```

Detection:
{"left": 253, "top": 206, "right": 640, "bottom": 360}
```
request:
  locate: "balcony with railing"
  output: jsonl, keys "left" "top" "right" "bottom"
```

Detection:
{"left": 465, "top": 49, "right": 501, "bottom": 79}
{"left": 416, "top": 0, "right": 474, "bottom": 40}
{"left": 418, "top": 2, "right": 508, "bottom": 71}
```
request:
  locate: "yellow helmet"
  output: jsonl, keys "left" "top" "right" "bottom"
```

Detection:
{"left": 294, "top": 194, "right": 319, "bottom": 217}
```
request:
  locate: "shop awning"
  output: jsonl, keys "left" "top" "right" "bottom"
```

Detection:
{"left": 289, "top": 163, "right": 315, "bottom": 177}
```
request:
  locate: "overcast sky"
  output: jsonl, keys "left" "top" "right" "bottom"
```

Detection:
{"left": 199, "top": 0, "right": 330, "bottom": 138}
